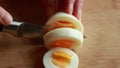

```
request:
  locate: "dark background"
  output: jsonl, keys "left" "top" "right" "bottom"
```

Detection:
{"left": 0, "top": 0, "right": 47, "bottom": 24}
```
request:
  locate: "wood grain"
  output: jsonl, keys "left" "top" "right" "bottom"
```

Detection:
{"left": 0, "top": 0, "right": 120, "bottom": 68}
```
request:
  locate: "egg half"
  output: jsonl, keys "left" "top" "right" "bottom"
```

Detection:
{"left": 45, "top": 12, "right": 84, "bottom": 33}
{"left": 43, "top": 47, "right": 79, "bottom": 68}
{"left": 43, "top": 28, "right": 83, "bottom": 50}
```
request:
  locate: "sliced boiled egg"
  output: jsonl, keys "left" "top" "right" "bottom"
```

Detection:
{"left": 43, "top": 28, "right": 83, "bottom": 50}
{"left": 45, "top": 12, "right": 84, "bottom": 33}
{"left": 43, "top": 47, "right": 79, "bottom": 68}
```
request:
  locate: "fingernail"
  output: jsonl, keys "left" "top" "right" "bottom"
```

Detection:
{"left": 0, "top": 14, "right": 13, "bottom": 25}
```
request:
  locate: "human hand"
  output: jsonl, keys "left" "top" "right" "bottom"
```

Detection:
{"left": 43, "top": 0, "right": 83, "bottom": 20}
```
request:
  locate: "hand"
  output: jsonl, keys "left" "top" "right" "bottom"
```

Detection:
{"left": 0, "top": 0, "right": 83, "bottom": 25}
{"left": 43, "top": 0, "right": 83, "bottom": 20}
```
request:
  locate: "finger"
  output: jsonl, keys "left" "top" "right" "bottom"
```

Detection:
{"left": 42, "top": 0, "right": 58, "bottom": 18}
{"left": 58, "top": 0, "right": 75, "bottom": 14}
{"left": 0, "top": 6, "right": 13, "bottom": 25}
{"left": 73, "top": 0, "right": 84, "bottom": 20}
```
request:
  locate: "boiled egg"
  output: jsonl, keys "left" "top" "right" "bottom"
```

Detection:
{"left": 43, "top": 47, "right": 79, "bottom": 68}
{"left": 43, "top": 28, "right": 83, "bottom": 50}
{"left": 45, "top": 12, "right": 84, "bottom": 33}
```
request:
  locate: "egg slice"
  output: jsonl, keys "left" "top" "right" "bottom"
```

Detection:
{"left": 43, "top": 47, "right": 79, "bottom": 68}
{"left": 45, "top": 12, "right": 84, "bottom": 33}
{"left": 43, "top": 28, "right": 83, "bottom": 50}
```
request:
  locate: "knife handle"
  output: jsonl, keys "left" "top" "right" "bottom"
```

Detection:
{"left": 1, "top": 22, "right": 24, "bottom": 37}
{"left": 0, "top": 25, "right": 3, "bottom": 31}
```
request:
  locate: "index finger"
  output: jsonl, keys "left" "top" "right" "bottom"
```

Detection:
{"left": 58, "top": 0, "right": 75, "bottom": 14}
{"left": 73, "top": 0, "right": 84, "bottom": 20}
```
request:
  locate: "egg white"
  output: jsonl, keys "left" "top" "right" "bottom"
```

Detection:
{"left": 43, "top": 47, "right": 79, "bottom": 68}
{"left": 43, "top": 28, "right": 83, "bottom": 50}
{"left": 45, "top": 12, "right": 84, "bottom": 33}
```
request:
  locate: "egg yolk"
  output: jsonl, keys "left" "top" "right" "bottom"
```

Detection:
{"left": 52, "top": 50, "right": 72, "bottom": 68}
{"left": 46, "top": 21, "right": 76, "bottom": 32}
{"left": 50, "top": 39, "right": 75, "bottom": 49}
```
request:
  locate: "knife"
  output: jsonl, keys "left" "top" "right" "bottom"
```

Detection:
{"left": 0, "top": 21, "right": 86, "bottom": 38}
{"left": 0, "top": 21, "right": 48, "bottom": 37}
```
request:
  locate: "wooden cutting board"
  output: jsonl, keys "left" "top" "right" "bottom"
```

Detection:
{"left": 0, "top": 0, "right": 120, "bottom": 68}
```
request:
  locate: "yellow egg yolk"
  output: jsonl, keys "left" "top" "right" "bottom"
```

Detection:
{"left": 50, "top": 39, "right": 75, "bottom": 49}
{"left": 52, "top": 50, "right": 72, "bottom": 68}
{"left": 46, "top": 21, "right": 76, "bottom": 32}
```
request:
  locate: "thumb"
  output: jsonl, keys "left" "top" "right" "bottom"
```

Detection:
{"left": 0, "top": 6, "right": 13, "bottom": 25}
{"left": 42, "top": 0, "right": 58, "bottom": 18}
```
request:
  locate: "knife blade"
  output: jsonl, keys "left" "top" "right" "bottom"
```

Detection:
{"left": 1, "top": 21, "right": 48, "bottom": 37}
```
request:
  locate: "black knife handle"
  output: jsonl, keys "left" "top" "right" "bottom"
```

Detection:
{"left": 0, "top": 25, "right": 3, "bottom": 31}
{"left": 0, "top": 22, "right": 24, "bottom": 37}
